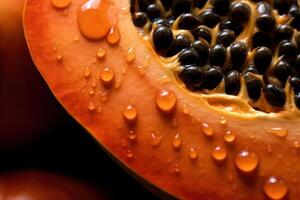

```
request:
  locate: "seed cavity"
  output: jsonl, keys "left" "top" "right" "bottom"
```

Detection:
{"left": 131, "top": 0, "right": 300, "bottom": 113}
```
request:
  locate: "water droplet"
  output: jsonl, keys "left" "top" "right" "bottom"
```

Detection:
{"left": 150, "top": 133, "right": 163, "bottom": 147}
{"left": 126, "top": 48, "right": 136, "bottom": 63}
{"left": 100, "top": 67, "right": 114, "bottom": 85}
{"left": 126, "top": 150, "right": 134, "bottom": 159}
{"left": 156, "top": 89, "right": 177, "bottom": 113}
{"left": 128, "top": 130, "right": 137, "bottom": 141}
{"left": 202, "top": 123, "right": 214, "bottom": 137}
{"left": 172, "top": 133, "right": 181, "bottom": 149}
{"left": 114, "top": 79, "right": 123, "bottom": 89}
{"left": 97, "top": 48, "right": 106, "bottom": 59}
{"left": 123, "top": 105, "right": 138, "bottom": 122}
{"left": 172, "top": 163, "right": 181, "bottom": 174}
{"left": 294, "top": 141, "right": 300, "bottom": 149}
{"left": 267, "top": 127, "right": 288, "bottom": 138}
{"left": 234, "top": 150, "right": 259, "bottom": 173}
{"left": 121, "top": 139, "right": 127, "bottom": 148}
{"left": 88, "top": 103, "right": 96, "bottom": 112}
{"left": 220, "top": 117, "right": 227, "bottom": 125}
{"left": 267, "top": 145, "right": 273, "bottom": 153}
{"left": 97, "top": 106, "right": 102, "bottom": 113}
{"left": 88, "top": 89, "right": 95, "bottom": 96}
{"left": 224, "top": 131, "right": 236, "bottom": 143}
{"left": 189, "top": 148, "right": 198, "bottom": 160}
{"left": 182, "top": 104, "right": 189, "bottom": 115}
{"left": 78, "top": 0, "right": 111, "bottom": 40}
{"left": 51, "top": 0, "right": 72, "bottom": 9}
{"left": 84, "top": 67, "right": 91, "bottom": 78}
{"left": 172, "top": 118, "right": 178, "bottom": 128}
{"left": 137, "top": 66, "right": 145, "bottom": 77}
{"left": 263, "top": 176, "right": 288, "bottom": 200}
{"left": 212, "top": 146, "right": 227, "bottom": 162}
{"left": 56, "top": 52, "right": 63, "bottom": 61}
{"left": 107, "top": 26, "right": 120, "bottom": 45}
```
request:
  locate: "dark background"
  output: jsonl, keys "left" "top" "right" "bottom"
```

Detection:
{"left": 0, "top": 110, "right": 158, "bottom": 200}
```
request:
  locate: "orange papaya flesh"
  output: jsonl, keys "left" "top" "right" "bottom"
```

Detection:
{"left": 0, "top": 0, "right": 68, "bottom": 149}
{"left": 24, "top": 0, "right": 300, "bottom": 199}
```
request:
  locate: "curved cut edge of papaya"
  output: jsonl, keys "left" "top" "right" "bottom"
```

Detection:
{"left": 24, "top": 0, "right": 300, "bottom": 199}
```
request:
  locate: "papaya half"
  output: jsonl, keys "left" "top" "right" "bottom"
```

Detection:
{"left": 0, "top": 170, "right": 110, "bottom": 199}
{"left": 0, "top": 0, "right": 68, "bottom": 149}
{"left": 24, "top": 0, "right": 300, "bottom": 199}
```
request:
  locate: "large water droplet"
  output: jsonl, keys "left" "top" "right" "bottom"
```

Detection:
{"left": 123, "top": 105, "right": 138, "bottom": 123}
{"left": 234, "top": 150, "right": 259, "bottom": 173}
{"left": 78, "top": 0, "right": 111, "bottom": 40}
{"left": 263, "top": 176, "right": 288, "bottom": 200}
{"left": 212, "top": 146, "right": 227, "bottom": 162}
{"left": 156, "top": 89, "right": 177, "bottom": 113}
{"left": 51, "top": 0, "right": 72, "bottom": 9}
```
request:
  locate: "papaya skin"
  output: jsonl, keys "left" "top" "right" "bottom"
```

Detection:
{"left": 0, "top": 0, "right": 68, "bottom": 149}
{"left": 0, "top": 170, "right": 110, "bottom": 200}
{"left": 24, "top": 0, "right": 300, "bottom": 199}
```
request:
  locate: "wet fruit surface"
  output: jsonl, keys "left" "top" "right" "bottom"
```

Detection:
{"left": 24, "top": 0, "right": 300, "bottom": 199}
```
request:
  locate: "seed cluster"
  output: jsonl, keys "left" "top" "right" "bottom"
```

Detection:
{"left": 131, "top": 0, "right": 300, "bottom": 110}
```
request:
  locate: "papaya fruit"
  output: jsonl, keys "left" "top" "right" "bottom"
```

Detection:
{"left": 0, "top": 0, "right": 68, "bottom": 149}
{"left": 0, "top": 170, "right": 110, "bottom": 199}
{"left": 24, "top": 0, "right": 300, "bottom": 199}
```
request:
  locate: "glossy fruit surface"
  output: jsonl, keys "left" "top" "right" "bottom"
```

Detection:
{"left": 24, "top": 0, "right": 300, "bottom": 199}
